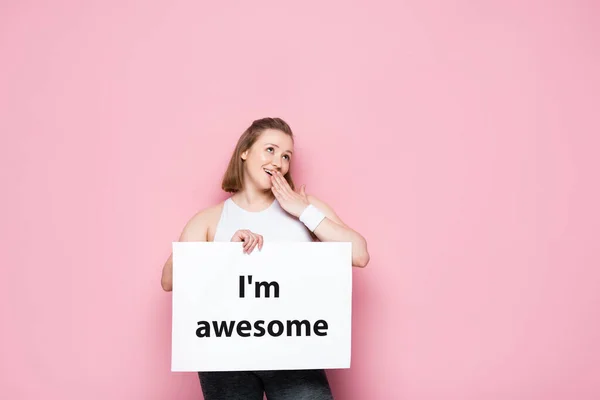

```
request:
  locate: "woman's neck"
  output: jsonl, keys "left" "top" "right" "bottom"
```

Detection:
{"left": 231, "top": 188, "right": 275, "bottom": 211}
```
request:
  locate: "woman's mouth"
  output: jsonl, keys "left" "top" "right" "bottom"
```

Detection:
{"left": 264, "top": 168, "right": 274, "bottom": 176}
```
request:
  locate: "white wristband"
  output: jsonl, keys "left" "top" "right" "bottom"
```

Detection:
{"left": 299, "top": 204, "right": 326, "bottom": 232}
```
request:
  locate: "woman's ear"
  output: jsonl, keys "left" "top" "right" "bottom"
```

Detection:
{"left": 241, "top": 150, "right": 248, "bottom": 161}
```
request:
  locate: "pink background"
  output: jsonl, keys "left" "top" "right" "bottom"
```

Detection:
{"left": 1, "top": 1, "right": 599, "bottom": 399}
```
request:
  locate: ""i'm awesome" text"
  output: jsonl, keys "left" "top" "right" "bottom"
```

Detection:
{"left": 196, "top": 319, "right": 328, "bottom": 338}
{"left": 196, "top": 275, "right": 330, "bottom": 338}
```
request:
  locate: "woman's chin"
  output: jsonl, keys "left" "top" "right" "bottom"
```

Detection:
{"left": 258, "top": 181, "right": 272, "bottom": 191}
{"left": 262, "top": 176, "right": 274, "bottom": 190}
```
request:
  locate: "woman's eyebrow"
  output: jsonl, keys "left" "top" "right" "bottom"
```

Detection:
{"left": 265, "top": 143, "right": 293, "bottom": 154}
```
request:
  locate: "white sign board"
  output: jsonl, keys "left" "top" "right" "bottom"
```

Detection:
{"left": 171, "top": 242, "right": 352, "bottom": 372}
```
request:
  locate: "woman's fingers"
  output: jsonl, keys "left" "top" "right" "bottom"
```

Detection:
{"left": 243, "top": 231, "right": 255, "bottom": 253}
{"left": 249, "top": 233, "right": 264, "bottom": 253}
{"left": 275, "top": 171, "right": 292, "bottom": 195}
{"left": 230, "top": 229, "right": 263, "bottom": 254}
{"left": 249, "top": 233, "right": 263, "bottom": 252}
{"left": 271, "top": 174, "right": 286, "bottom": 195}
{"left": 246, "top": 233, "right": 258, "bottom": 253}
{"left": 271, "top": 184, "right": 281, "bottom": 200}
{"left": 245, "top": 231, "right": 264, "bottom": 254}
{"left": 257, "top": 234, "right": 264, "bottom": 251}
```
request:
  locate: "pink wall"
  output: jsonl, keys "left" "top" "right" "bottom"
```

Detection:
{"left": 1, "top": 1, "right": 599, "bottom": 399}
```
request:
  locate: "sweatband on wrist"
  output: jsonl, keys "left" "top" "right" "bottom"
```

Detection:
{"left": 299, "top": 204, "right": 326, "bottom": 232}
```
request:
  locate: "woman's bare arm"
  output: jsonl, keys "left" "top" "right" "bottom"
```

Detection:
{"left": 268, "top": 171, "right": 370, "bottom": 268}
{"left": 307, "top": 195, "right": 370, "bottom": 268}
{"left": 161, "top": 210, "right": 211, "bottom": 292}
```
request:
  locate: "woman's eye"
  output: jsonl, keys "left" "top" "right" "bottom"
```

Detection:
{"left": 283, "top": 155, "right": 290, "bottom": 161}
{"left": 266, "top": 147, "right": 274, "bottom": 153}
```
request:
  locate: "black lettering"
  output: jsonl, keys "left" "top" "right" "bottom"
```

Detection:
{"left": 236, "top": 320, "right": 251, "bottom": 337}
{"left": 255, "top": 281, "right": 280, "bottom": 298}
{"left": 253, "top": 320, "right": 266, "bottom": 337}
{"left": 239, "top": 276, "right": 244, "bottom": 298}
{"left": 267, "top": 320, "right": 284, "bottom": 336}
{"left": 314, "top": 320, "right": 328, "bottom": 336}
{"left": 196, "top": 319, "right": 329, "bottom": 338}
{"left": 212, "top": 320, "right": 235, "bottom": 337}
{"left": 286, "top": 320, "right": 311, "bottom": 336}
{"left": 196, "top": 321, "right": 210, "bottom": 337}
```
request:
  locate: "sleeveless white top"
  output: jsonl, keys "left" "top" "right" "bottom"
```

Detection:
{"left": 213, "top": 197, "right": 314, "bottom": 242}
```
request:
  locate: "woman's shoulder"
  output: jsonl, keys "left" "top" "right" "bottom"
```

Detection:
{"left": 179, "top": 200, "right": 226, "bottom": 241}
{"left": 191, "top": 200, "right": 226, "bottom": 226}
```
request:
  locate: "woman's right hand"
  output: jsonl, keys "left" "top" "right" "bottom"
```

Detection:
{"left": 230, "top": 229, "right": 264, "bottom": 254}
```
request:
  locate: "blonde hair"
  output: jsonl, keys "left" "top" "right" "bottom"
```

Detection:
{"left": 222, "top": 117, "right": 296, "bottom": 193}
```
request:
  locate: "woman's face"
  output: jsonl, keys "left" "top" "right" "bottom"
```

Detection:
{"left": 241, "top": 129, "right": 294, "bottom": 191}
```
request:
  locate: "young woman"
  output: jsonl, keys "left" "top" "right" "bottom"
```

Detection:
{"left": 161, "top": 117, "right": 369, "bottom": 400}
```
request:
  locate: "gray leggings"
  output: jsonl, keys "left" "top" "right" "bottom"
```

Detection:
{"left": 198, "top": 369, "right": 334, "bottom": 400}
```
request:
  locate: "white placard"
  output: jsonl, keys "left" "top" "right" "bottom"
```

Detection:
{"left": 171, "top": 242, "right": 352, "bottom": 372}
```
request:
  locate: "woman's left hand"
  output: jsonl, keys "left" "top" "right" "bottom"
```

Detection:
{"left": 270, "top": 170, "right": 310, "bottom": 218}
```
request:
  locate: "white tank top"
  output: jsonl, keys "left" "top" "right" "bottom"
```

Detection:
{"left": 213, "top": 197, "right": 314, "bottom": 242}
